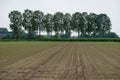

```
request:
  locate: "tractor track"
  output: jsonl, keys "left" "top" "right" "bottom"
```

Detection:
{"left": 0, "top": 43, "right": 68, "bottom": 80}
{"left": 75, "top": 43, "right": 86, "bottom": 80}
{"left": 0, "top": 42, "right": 120, "bottom": 80}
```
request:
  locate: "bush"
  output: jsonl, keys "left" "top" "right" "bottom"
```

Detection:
{"left": 38, "top": 38, "right": 120, "bottom": 42}
{"left": 0, "top": 38, "right": 120, "bottom": 42}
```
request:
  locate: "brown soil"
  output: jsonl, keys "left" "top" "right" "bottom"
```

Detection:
{"left": 0, "top": 42, "right": 119, "bottom": 80}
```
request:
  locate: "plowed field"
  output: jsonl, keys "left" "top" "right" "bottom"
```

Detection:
{"left": 0, "top": 42, "right": 120, "bottom": 80}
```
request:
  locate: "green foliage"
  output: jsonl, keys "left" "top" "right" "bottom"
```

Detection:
{"left": 64, "top": 13, "right": 71, "bottom": 38}
{"left": 38, "top": 38, "right": 120, "bottom": 42}
{"left": 72, "top": 12, "right": 81, "bottom": 36}
{"left": 8, "top": 10, "right": 22, "bottom": 39}
{"left": 43, "top": 13, "right": 53, "bottom": 38}
{"left": 1, "top": 38, "right": 120, "bottom": 42}
{"left": 8, "top": 10, "right": 118, "bottom": 39}
{"left": 96, "top": 14, "right": 111, "bottom": 37}
{"left": 53, "top": 12, "right": 64, "bottom": 36}
{"left": 33, "top": 10, "right": 44, "bottom": 36}
{"left": 106, "top": 32, "right": 119, "bottom": 38}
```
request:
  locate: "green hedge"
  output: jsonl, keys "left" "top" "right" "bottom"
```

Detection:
{"left": 0, "top": 38, "right": 120, "bottom": 42}
{"left": 38, "top": 38, "right": 120, "bottom": 42}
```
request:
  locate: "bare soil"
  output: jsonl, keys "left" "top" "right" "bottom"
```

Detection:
{"left": 0, "top": 42, "right": 119, "bottom": 80}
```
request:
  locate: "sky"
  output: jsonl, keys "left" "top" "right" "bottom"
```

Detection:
{"left": 0, "top": 0, "right": 120, "bottom": 36}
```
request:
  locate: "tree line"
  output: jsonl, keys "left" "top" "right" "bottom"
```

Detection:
{"left": 8, "top": 9, "right": 114, "bottom": 39}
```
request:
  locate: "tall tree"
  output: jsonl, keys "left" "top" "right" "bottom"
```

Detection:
{"left": 33, "top": 10, "right": 44, "bottom": 36}
{"left": 53, "top": 12, "right": 64, "bottom": 38}
{"left": 8, "top": 10, "right": 113, "bottom": 38}
{"left": 97, "top": 14, "right": 111, "bottom": 37}
{"left": 23, "top": 9, "right": 36, "bottom": 39}
{"left": 8, "top": 10, "right": 22, "bottom": 39}
{"left": 63, "top": 13, "right": 71, "bottom": 38}
{"left": 80, "top": 12, "right": 88, "bottom": 37}
{"left": 43, "top": 13, "right": 53, "bottom": 38}
{"left": 72, "top": 12, "right": 81, "bottom": 38}
{"left": 86, "top": 13, "right": 97, "bottom": 37}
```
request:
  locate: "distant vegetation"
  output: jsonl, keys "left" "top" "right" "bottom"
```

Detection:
{"left": 6, "top": 9, "right": 119, "bottom": 39}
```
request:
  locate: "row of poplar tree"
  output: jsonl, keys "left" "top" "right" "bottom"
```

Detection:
{"left": 8, "top": 9, "right": 111, "bottom": 39}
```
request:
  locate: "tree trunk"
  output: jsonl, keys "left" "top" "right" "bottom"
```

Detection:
{"left": 93, "top": 31, "right": 96, "bottom": 38}
{"left": 61, "top": 30, "right": 64, "bottom": 38}
{"left": 83, "top": 30, "right": 86, "bottom": 38}
{"left": 28, "top": 28, "right": 33, "bottom": 39}
{"left": 65, "top": 30, "right": 68, "bottom": 38}
{"left": 78, "top": 30, "right": 80, "bottom": 38}
{"left": 38, "top": 25, "right": 41, "bottom": 37}
{"left": 51, "top": 31, "right": 52, "bottom": 38}
{"left": 16, "top": 33, "right": 19, "bottom": 40}
{"left": 47, "top": 32, "right": 50, "bottom": 38}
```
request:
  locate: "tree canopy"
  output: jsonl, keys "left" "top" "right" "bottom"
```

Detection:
{"left": 8, "top": 9, "right": 116, "bottom": 39}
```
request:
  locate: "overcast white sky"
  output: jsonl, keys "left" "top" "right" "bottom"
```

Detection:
{"left": 0, "top": 0, "right": 120, "bottom": 36}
